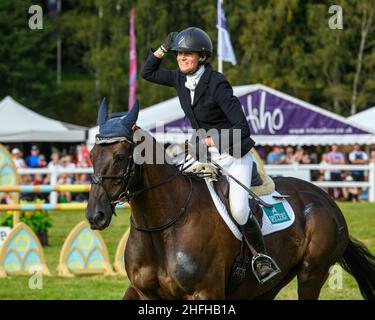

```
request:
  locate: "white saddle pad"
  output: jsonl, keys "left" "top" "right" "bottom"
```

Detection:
{"left": 205, "top": 181, "right": 295, "bottom": 241}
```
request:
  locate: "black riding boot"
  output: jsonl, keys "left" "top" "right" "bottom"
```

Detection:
{"left": 240, "top": 213, "right": 280, "bottom": 283}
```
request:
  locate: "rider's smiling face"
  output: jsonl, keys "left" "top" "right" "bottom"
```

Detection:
{"left": 177, "top": 51, "right": 199, "bottom": 74}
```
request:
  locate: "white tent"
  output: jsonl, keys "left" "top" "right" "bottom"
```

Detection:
{"left": 88, "top": 84, "right": 375, "bottom": 147}
{"left": 0, "top": 96, "right": 87, "bottom": 142}
{"left": 347, "top": 106, "right": 375, "bottom": 133}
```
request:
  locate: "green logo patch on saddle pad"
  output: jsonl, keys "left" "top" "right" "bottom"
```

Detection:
{"left": 263, "top": 202, "right": 291, "bottom": 224}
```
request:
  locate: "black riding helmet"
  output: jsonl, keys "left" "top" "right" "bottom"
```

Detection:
{"left": 171, "top": 27, "right": 213, "bottom": 58}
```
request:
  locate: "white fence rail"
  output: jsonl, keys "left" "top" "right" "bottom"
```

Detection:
{"left": 14, "top": 163, "right": 375, "bottom": 203}
{"left": 264, "top": 163, "right": 375, "bottom": 202}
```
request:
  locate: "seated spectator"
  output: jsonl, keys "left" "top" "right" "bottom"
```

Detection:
{"left": 31, "top": 173, "right": 48, "bottom": 201}
{"left": 58, "top": 174, "right": 72, "bottom": 203}
{"left": 26, "top": 145, "right": 41, "bottom": 168}
{"left": 38, "top": 154, "right": 48, "bottom": 168}
{"left": 63, "top": 155, "right": 76, "bottom": 170}
{"left": 60, "top": 155, "right": 76, "bottom": 183}
{"left": 348, "top": 144, "right": 368, "bottom": 181}
{"left": 348, "top": 144, "right": 368, "bottom": 200}
{"left": 301, "top": 153, "right": 312, "bottom": 164}
{"left": 57, "top": 156, "right": 76, "bottom": 203}
{"left": 21, "top": 175, "right": 33, "bottom": 185}
{"left": 327, "top": 144, "right": 345, "bottom": 199}
{"left": 319, "top": 153, "right": 331, "bottom": 182}
{"left": 293, "top": 147, "right": 305, "bottom": 163}
{"left": 78, "top": 143, "right": 92, "bottom": 167}
{"left": 266, "top": 146, "right": 286, "bottom": 164}
{"left": 48, "top": 152, "right": 62, "bottom": 170}
{"left": 285, "top": 147, "right": 297, "bottom": 164}
{"left": 77, "top": 158, "right": 90, "bottom": 169}
{"left": 32, "top": 174, "right": 44, "bottom": 185}
{"left": 11, "top": 148, "right": 26, "bottom": 168}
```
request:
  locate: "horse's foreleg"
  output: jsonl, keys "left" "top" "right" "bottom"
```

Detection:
{"left": 123, "top": 286, "right": 146, "bottom": 300}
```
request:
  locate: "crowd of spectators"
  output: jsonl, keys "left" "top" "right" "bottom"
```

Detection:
{"left": 264, "top": 143, "right": 375, "bottom": 202}
{"left": 6, "top": 143, "right": 92, "bottom": 203}
{"left": 266, "top": 145, "right": 313, "bottom": 165}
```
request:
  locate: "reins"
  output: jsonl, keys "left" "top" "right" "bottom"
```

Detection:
{"left": 130, "top": 174, "right": 193, "bottom": 232}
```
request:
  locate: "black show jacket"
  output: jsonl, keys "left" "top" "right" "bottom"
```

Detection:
{"left": 141, "top": 51, "right": 255, "bottom": 157}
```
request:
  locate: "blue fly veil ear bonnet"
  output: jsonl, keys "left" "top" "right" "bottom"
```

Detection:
{"left": 95, "top": 97, "right": 139, "bottom": 144}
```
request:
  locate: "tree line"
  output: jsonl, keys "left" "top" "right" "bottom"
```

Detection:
{"left": 0, "top": 0, "right": 374, "bottom": 127}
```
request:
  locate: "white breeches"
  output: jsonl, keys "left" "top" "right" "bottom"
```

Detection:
{"left": 208, "top": 147, "right": 253, "bottom": 225}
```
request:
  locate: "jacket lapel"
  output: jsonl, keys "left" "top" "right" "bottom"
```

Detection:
{"left": 178, "top": 74, "right": 197, "bottom": 124}
{"left": 179, "top": 74, "right": 191, "bottom": 109}
{"left": 191, "top": 64, "right": 212, "bottom": 108}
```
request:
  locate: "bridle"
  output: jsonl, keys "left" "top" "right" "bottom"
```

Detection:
{"left": 90, "top": 135, "right": 193, "bottom": 232}
{"left": 91, "top": 138, "right": 136, "bottom": 216}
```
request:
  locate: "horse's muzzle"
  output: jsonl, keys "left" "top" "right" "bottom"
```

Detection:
{"left": 86, "top": 210, "right": 111, "bottom": 230}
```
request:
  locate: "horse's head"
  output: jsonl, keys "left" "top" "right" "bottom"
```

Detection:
{"left": 86, "top": 98, "right": 139, "bottom": 230}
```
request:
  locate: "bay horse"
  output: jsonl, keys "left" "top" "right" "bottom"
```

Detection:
{"left": 86, "top": 99, "right": 375, "bottom": 300}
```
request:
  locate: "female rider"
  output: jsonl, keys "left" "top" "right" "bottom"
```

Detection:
{"left": 141, "top": 27, "right": 278, "bottom": 283}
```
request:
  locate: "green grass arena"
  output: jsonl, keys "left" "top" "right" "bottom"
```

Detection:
{"left": 0, "top": 202, "right": 373, "bottom": 300}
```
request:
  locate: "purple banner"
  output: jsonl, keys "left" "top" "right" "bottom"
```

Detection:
{"left": 238, "top": 90, "right": 368, "bottom": 135}
{"left": 151, "top": 89, "right": 369, "bottom": 136}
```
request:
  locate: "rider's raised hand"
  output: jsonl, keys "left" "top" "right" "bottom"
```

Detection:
{"left": 161, "top": 32, "right": 178, "bottom": 52}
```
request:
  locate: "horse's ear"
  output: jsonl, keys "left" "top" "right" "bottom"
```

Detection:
{"left": 121, "top": 99, "right": 139, "bottom": 129}
{"left": 98, "top": 97, "right": 109, "bottom": 126}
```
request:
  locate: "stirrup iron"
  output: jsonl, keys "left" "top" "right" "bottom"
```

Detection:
{"left": 251, "top": 253, "right": 281, "bottom": 284}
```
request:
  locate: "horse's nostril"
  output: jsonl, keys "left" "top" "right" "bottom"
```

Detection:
{"left": 94, "top": 211, "right": 106, "bottom": 227}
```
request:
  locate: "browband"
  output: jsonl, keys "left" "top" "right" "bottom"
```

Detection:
{"left": 95, "top": 135, "right": 134, "bottom": 145}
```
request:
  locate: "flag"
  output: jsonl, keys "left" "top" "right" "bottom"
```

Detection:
{"left": 128, "top": 8, "right": 137, "bottom": 110}
{"left": 217, "top": 0, "right": 237, "bottom": 66}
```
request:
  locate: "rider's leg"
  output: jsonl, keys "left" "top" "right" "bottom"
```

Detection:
{"left": 227, "top": 151, "right": 276, "bottom": 281}
{"left": 227, "top": 151, "right": 252, "bottom": 225}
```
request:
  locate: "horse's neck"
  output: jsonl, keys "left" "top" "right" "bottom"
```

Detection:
{"left": 130, "top": 161, "right": 187, "bottom": 229}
